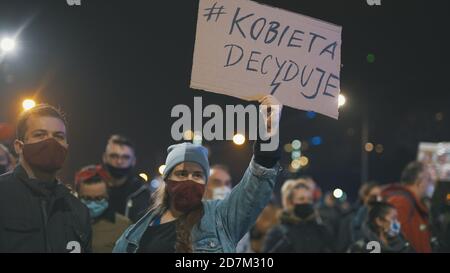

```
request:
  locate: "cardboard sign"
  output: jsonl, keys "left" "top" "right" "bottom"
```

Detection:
{"left": 191, "top": 0, "right": 342, "bottom": 119}
{"left": 418, "top": 142, "right": 450, "bottom": 182}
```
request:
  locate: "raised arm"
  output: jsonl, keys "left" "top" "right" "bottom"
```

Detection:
{"left": 216, "top": 95, "right": 282, "bottom": 245}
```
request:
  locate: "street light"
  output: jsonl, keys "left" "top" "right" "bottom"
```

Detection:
{"left": 365, "top": 142, "right": 374, "bottom": 152}
{"left": 139, "top": 173, "right": 149, "bottom": 182}
{"left": 290, "top": 159, "right": 301, "bottom": 170}
{"left": 338, "top": 94, "right": 346, "bottom": 108}
{"left": 299, "top": 156, "right": 309, "bottom": 167}
{"left": 183, "top": 130, "right": 194, "bottom": 141}
{"left": 232, "top": 133, "right": 245, "bottom": 145}
{"left": 22, "top": 99, "right": 36, "bottom": 111}
{"left": 291, "top": 140, "right": 301, "bottom": 150}
{"left": 158, "top": 165, "right": 166, "bottom": 175}
{"left": 333, "top": 188, "right": 344, "bottom": 199}
{"left": 337, "top": 92, "right": 369, "bottom": 183}
{"left": 0, "top": 37, "right": 16, "bottom": 53}
{"left": 193, "top": 131, "right": 202, "bottom": 145}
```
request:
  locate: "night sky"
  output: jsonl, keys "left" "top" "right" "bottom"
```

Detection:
{"left": 1, "top": 0, "right": 449, "bottom": 201}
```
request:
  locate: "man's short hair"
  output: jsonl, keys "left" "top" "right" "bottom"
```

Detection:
{"left": 358, "top": 181, "right": 380, "bottom": 200}
{"left": 401, "top": 161, "right": 425, "bottom": 185}
{"left": 210, "top": 164, "right": 230, "bottom": 175}
{"left": 106, "top": 134, "right": 135, "bottom": 151}
{"left": 16, "top": 104, "right": 67, "bottom": 141}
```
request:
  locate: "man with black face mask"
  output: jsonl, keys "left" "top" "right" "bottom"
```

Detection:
{"left": 102, "top": 135, "right": 150, "bottom": 222}
{"left": 0, "top": 104, "right": 92, "bottom": 253}
{"left": 262, "top": 183, "right": 333, "bottom": 253}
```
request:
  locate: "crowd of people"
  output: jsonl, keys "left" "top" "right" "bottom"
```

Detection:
{"left": 0, "top": 99, "right": 449, "bottom": 253}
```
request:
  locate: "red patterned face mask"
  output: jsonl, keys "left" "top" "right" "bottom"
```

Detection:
{"left": 22, "top": 138, "right": 68, "bottom": 173}
{"left": 165, "top": 179, "right": 205, "bottom": 213}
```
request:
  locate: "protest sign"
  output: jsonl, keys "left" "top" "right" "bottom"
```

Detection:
{"left": 418, "top": 142, "right": 450, "bottom": 182}
{"left": 191, "top": 0, "right": 342, "bottom": 119}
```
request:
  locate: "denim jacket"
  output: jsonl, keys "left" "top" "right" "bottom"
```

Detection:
{"left": 113, "top": 158, "right": 281, "bottom": 253}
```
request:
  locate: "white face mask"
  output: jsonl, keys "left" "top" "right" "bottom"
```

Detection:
{"left": 425, "top": 184, "right": 435, "bottom": 199}
{"left": 212, "top": 186, "right": 232, "bottom": 200}
{"left": 387, "top": 219, "right": 401, "bottom": 238}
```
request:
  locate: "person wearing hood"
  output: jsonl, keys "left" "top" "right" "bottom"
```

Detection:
{"left": 102, "top": 134, "right": 151, "bottom": 223}
{"left": 349, "top": 201, "right": 414, "bottom": 253}
{"left": 262, "top": 182, "right": 333, "bottom": 253}
{"left": 382, "top": 161, "right": 435, "bottom": 253}
{"left": 113, "top": 95, "right": 282, "bottom": 253}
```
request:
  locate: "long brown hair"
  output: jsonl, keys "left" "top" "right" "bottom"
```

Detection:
{"left": 149, "top": 181, "right": 204, "bottom": 253}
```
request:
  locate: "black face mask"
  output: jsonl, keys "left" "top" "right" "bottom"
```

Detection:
{"left": 105, "top": 163, "right": 132, "bottom": 179}
{"left": 0, "top": 164, "right": 8, "bottom": 175}
{"left": 294, "top": 204, "right": 314, "bottom": 219}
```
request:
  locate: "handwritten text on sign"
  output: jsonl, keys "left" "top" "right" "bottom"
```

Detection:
{"left": 191, "top": 0, "right": 342, "bottom": 119}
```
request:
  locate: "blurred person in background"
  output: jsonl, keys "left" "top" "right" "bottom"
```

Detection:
{"left": 336, "top": 181, "right": 382, "bottom": 252}
{"left": 281, "top": 179, "right": 302, "bottom": 209}
{"left": 102, "top": 135, "right": 150, "bottom": 222}
{"left": 318, "top": 191, "right": 348, "bottom": 239}
{"left": 296, "top": 176, "right": 323, "bottom": 206}
{"left": 348, "top": 201, "right": 413, "bottom": 253}
{"left": 204, "top": 164, "right": 232, "bottom": 200}
{"left": 262, "top": 183, "right": 333, "bottom": 253}
{"left": 75, "top": 165, "right": 132, "bottom": 253}
{"left": 238, "top": 179, "right": 299, "bottom": 253}
{"left": 382, "top": 161, "right": 435, "bottom": 253}
{"left": 203, "top": 164, "right": 251, "bottom": 253}
{"left": 281, "top": 177, "right": 322, "bottom": 209}
{"left": 0, "top": 143, "right": 15, "bottom": 175}
{"left": 247, "top": 194, "right": 281, "bottom": 253}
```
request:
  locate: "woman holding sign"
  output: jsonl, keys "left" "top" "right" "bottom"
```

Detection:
{"left": 113, "top": 95, "right": 282, "bottom": 253}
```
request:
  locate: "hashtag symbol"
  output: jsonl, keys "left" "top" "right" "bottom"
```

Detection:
{"left": 203, "top": 2, "right": 226, "bottom": 22}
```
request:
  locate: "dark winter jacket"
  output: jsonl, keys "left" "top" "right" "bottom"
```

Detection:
{"left": 348, "top": 221, "right": 414, "bottom": 253}
{"left": 262, "top": 210, "right": 334, "bottom": 253}
{"left": 108, "top": 173, "right": 151, "bottom": 223}
{"left": 0, "top": 165, "right": 92, "bottom": 253}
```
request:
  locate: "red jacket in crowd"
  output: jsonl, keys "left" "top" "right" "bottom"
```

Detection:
{"left": 382, "top": 184, "right": 432, "bottom": 253}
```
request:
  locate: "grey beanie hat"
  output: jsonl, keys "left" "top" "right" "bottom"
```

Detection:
{"left": 162, "top": 142, "right": 210, "bottom": 180}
